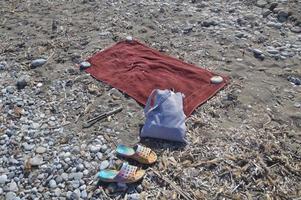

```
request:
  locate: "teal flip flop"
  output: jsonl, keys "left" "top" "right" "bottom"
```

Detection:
{"left": 98, "top": 163, "right": 145, "bottom": 183}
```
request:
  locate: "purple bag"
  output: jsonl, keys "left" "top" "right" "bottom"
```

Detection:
{"left": 140, "top": 89, "right": 187, "bottom": 143}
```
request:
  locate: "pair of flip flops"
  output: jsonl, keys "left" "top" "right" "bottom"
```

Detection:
{"left": 98, "top": 144, "right": 157, "bottom": 183}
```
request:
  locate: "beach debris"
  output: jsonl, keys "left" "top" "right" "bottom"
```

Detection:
{"left": 87, "top": 83, "right": 99, "bottom": 94}
{"left": 152, "top": 169, "right": 194, "bottom": 200}
{"left": 83, "top": 106, "right": 123, "bottom": 128}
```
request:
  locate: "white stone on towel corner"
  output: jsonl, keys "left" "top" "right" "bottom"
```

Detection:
{"left": 126, "top": 36, "right": 133, "bottom": 42}
{"left": 79, "top": 61, "right": 91, "bottom": 70}
{"left": 210, "top": 76, "right": 224, "bottom": 84}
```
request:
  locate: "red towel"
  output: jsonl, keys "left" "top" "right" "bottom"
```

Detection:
{"left": 86, "top": 40, "right": 228, "bottom": 116}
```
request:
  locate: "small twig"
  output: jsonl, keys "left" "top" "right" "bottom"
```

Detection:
{"left": 100, "top": 187, "right": 112, "bottom": 200}
{"left": 151, "top": 169, "right": 195, "bottom": 200}
{"left": 45, "top": 52, "right": 55, "bottom": 65}
{"left": 231, "top": 181, "right": 243, "bottom": 193}
{"left": 74, "top": 115, "right": 82, "bottom": 123}
{"left": 271, "top": 155, "right": 301, "bottom": 177}
{"left": 83, "top": 106, "right": 122, "bottom": 128}
{"left": 258, "top": 156, "right": 271, "bottom": 175}
{"left": 2, "top": 18, "right": 7, "bottom": 25}
{"left": 191, "top": 158, "right": 221, "bottom": 168}
{"left": 263, "top": 113, "right": 272, "bottom": 127}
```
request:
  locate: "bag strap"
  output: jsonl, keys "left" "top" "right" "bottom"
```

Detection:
{"left": 144, "top": 89, "right": 171, "bottom": 115}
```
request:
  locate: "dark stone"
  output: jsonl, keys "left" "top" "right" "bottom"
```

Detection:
{"left": 253, "top": 49, "right": 265, "bottom": 61}
{"left": 201, "top": 20, "right": 218, "bottom": 27}
{"left": 262, "top": 9, "right": 272, "bottom": 18}
{"left": 183, "top": 26, "right": 193, "bottom": 34}
{"left": 31, "top": 59, "right": 47, "bottom": 69}
{"left": 277, "top": 10, "right": 289, "bottom": 22}
{"left": 288, "top": 76, "right": 301, "bottom": 85}
{"left": 291, "top": 26, "right": 301, "bottom": 33}
{"left": 269, "top": 2, "right": 278, "bottom": 11}
{"left": 254, "top": 53, "right": 265, "bottom": 61}
{"left": 16, "top": 77, "right": 28, "bottom": 90}
{"left": 0, "top": 63, "right": 6, "bottom": 70}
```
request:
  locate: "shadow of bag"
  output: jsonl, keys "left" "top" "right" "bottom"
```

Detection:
{"left": 140, "top": 89, "right": 187, "bottom": 143}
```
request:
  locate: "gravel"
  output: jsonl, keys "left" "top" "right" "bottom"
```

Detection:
{"left": 70, "top": 190, "right": 80, "bottom": 200}
{"left": 267, "top": 21, "right": 282, "bottom": 29}
{"left": 5, "top": 86, "right": 15, "bottom": 94}
{"left": 9, "top": 181, "right": 18, "bottom": 192}
{"left": 81, "top": 190, "right": 88, "bottom": 198}
{"left": 291, "top": 26, "right": 301, "bottom": 33}
{"left": 70, "top": 172, "right": 83, "bottom": 181}
{"left": 127, "top": 193, "right": 140, "bottom": 200}
{"left": 5, "top": 192, "right": 17, "bottom": 200}
{"left": 266, "top": 47, "right": 279, "bottom": 54}
{"left": 256, "top": 0, "right": 268, "bottom": 8}
{"left": 0, "top": 175, "right": 8, "bottom": 185}
{"left": 29, "top": 156, "right": 44, "bottom": 166}
{"left": 89, "top": 145, "right": 101, "bottom": 153}
{"left": 23, "top": 143, "right": 35, "bottom": 151}
{"left": 71, "top": 180, "right": 80, "bottom": 189}
{"left": 54, "top": 188, "right": 61, "bottom": 197}
{"left": 49, "top": 179, "right": 57, "bottom": 189}
{"left": 99, "top": 160, "right": 110, "bottom": 170}
{"left": 35, "top": 146, "right": 47, "bottom": 154}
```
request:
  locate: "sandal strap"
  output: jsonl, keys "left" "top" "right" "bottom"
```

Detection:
{"left": 116, "top": 163, "right": 137, "bottom": 180}
{"left": 135, "top": 145, "right": 151, "bottom": 159}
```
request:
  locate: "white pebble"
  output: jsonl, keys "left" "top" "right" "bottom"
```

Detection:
{"left": 79, "top": 61, "right": 91, "bottom": 70}
{"left": 126, "top": 36, "right": 133, "bottom": 41}
{"left": 0, "top": 174, "right": 8, "bottom": 184}
{"left": 210, "top": 76, "right": 224, "bottom": 84}
{"left": 49, "top": 179, "right": 57, "bottom": 189}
